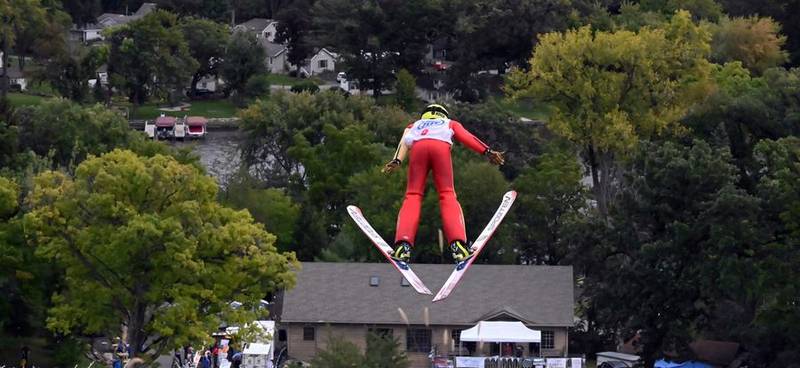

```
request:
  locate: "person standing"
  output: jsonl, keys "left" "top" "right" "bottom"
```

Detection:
{"left": 20, "top": 346, "right": 30, "bottom": 368}
{"left": 383, "top": 103, "right": 504, "bottom": 263}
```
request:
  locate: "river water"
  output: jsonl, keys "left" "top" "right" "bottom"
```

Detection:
{"left": 169, "top": 130, "right": 243, "bottom": 184}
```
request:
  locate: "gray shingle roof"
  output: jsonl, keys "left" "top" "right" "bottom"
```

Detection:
{"left": 259, "top": 40, "right": 286, "bottom": 57}
{"left": 236, "top": 18, "right": 273, "bottom": 33}
{"left": 279, "top": 262, "right": 574, "bottom": 327}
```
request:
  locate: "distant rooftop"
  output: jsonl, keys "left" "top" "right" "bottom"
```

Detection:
{"left": 236, "top": 18, "right": 274, "bottom": 33}
{"left": 279, "top": 262, "right": 574, "bottom": 327}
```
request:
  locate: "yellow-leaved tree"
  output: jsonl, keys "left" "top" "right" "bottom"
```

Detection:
{"left": 506, "top": 11, "right": 713, "bottom": 215}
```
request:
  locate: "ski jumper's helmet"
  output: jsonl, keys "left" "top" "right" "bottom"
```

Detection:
{"left": 421, "top": 103, "right": 450, "bottom": 120}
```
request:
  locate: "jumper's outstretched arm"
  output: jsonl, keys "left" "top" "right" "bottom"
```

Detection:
{"left": 383, "top": 128, "right": 411, "bottom": 173}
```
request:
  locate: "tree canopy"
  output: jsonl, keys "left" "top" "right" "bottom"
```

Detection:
{"left": 24, "top": 149, "right": 298, "bottom": 362}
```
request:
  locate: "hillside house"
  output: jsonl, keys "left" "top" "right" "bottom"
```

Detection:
{"left": 234, "top": 18, "right": 279, "bottom": 43}
{"left": 305, "top": 48, "right": 338, "bottom": 76}
{"left": 273, "top": 262, "right": 574, "bottom": 368}
{"left": 70, "top": 3, "right": 157, "bottom": 43}
{"left": 259, "top": 40, "right": 289, "bottom": 74}
{"left": 1, "top": 65, "right": 27, "bottom": 91}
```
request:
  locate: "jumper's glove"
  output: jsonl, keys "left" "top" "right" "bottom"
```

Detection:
{"left": 485, "top": 149, "right": 505, "bottom": 166}
{"left": 382, "top": 158, "right": 402, "bottom": 173}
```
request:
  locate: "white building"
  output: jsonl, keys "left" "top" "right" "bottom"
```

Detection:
{"left": 234, "top": 18, "right": 279, "bottom": 43}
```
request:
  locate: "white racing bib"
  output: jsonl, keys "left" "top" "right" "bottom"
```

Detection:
{"left": 404, "top": 118, "right": 453, "bottom": 146}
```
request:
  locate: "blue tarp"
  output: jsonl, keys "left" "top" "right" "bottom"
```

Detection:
{"left": 654, "top": 359, "right": 714, "bottom": 368}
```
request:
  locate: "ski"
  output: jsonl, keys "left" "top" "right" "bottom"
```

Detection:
{"left": 432, "top": 190, "right": 517, "bottom": 302}
{"left": 346, "top": 205, "right": 433, "bottom": 295}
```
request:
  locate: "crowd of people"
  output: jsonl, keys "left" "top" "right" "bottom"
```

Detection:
{"left": 174, "top": 342, "right": 243, "bottom": 368}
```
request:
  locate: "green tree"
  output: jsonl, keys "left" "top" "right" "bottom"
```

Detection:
{"left": 221, "top": 31, "right": 265, "bottom": 103}
{"left": 239, "top": 91, "right": 411, "bottom": 260}
{"left": 746, "top": 138, "right": 800, "bottom": 366}
{"left": 639, "top": 0, "right": 724, "bottom": 22}
{"left": 685, "top": 63, "right": 800, "bottom": 191}
{"left": 364, "top": 332, "right": 408, "bottom": 368}
{"left": 507, "top": 11, "right": 713, "bottom": 216}
{"left": 512, "top": 148, "right": 587, "bottom": 265}
{"left": 308, "top": 332, "right": 408, "bottom": 368}
{"left": 179, "top": 17, "right": 229, "bottom": 97}
{"left": 14, "top": 99, "right": 131, "bottom": 168}
{"left": 443, "top": 0, "right": 575, "bottom": 102}
{"left": 39, "top": 44, "right": 108, "bottom": 102}
{"left": 309, "top": 335, "right": 364, "bottom": 368}
{"left": 711, "top": 16, "right": 789, "bottom": 74}
{"left": 718, "top": 0, "right": 800, "bottom": 66}
{"left": 106, "top": 10, "right": 199, "bottom": 105}
{"left": 221, "top": 180, "right": 300, "bottom": 252}
{"left": 275, "top": 0, "right": 313, "bottom": 73}
{"left": 0, "top": 0, "right": 46, "bottom": 97}
{"left": 587, "top": 140, "right": 760, "bottom": 367}
{"left": 393, "top": 69, "right": 416, "bottom": 112}
{"left": 451, "top": 101, "right": 546, "bottom": 180}
{"left": 244, "top": 73, "right": 271, "bottom": 99}
{"left": 312, "top": 0, "right": 442, "bottom": 97}
{"left": 24, "top": 149, "right": 298, "bottom": 361}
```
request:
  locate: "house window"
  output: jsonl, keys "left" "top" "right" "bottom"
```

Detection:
{"left": 318, "top": 59, "right": 328, "bottom": 69}
{"left": 406, "top": 328, "right": 431, "bottom": 352}
{"left": 200, "top": 82, "right": 207, "bottom": 88}
{"left": 451, "top": 329, "right": 461, "bottom": 345}
{"left": 303, "top": 326, "right": 315, "bottom": 341}
{"left": 265, "top": 32, "right": 272, "bottom": 39}
{"left": 450, "top": 329, "right": 476, "bottom": 353}
{"left": 278, "top": 329, "right": 287, "bottom": 342}
{"left": 541, "top": 330, "right": 554, "bottom": 349}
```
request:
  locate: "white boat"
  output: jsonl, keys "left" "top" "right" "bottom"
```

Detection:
{"left": 174, "top": 117, "right": 187, "bottom": 140}
{"left": 144, "top": 120, "right": 155, "bottom": 139}
{"left": 186, "top": 116, "right": 208, "bottom": 139}
{"left": 155, "top": 115, "right": 176, "bottom": 140}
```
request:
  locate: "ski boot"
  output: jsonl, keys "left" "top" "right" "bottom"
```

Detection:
{"left": 450, "top": 240, "right": 473, "bottom": 263}
{"left": 391, "top": 241, "right": 412, "bottom": 263}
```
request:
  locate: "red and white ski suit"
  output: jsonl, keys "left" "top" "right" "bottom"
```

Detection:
{"left": 394, "top": 118, "right": 489, "bottom": 246}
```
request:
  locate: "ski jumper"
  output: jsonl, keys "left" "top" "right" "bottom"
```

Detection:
{"left": 394, "top": 118, "right": 489, "bottom": 246}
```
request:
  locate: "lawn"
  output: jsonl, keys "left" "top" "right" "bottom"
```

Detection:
{"left": 265, "top": 73, "right": 323, "bottom": 86}
{"left": 129, "top": 99, "right": 239, "bottom": 119}
{"left": 6, "top": 92, "right": 48, "bottom": 107}
{"left": 501, "top": 97, "right": 552, "bottom": 121}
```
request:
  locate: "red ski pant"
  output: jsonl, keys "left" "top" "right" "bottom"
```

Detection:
{"left": 394, "top": 139, "right": 466, "bottom": 246}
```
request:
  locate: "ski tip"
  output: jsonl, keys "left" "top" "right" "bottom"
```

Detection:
{"left": 431, "top": 294, "right": 447, "bottom": 302}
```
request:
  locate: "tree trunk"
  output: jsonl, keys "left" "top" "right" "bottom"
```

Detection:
{"left": 586, "top": 144, "right": 608, "bottom": 218}
{"left": 1, "top": 40, "right": 9, "bottom": 98}
{"left": 189, "top": 73, "right": 201, "bottom": 97}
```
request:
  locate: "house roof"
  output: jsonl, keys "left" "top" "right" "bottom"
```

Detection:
{"left": 279, "top": 262, "right": 574, "bottom": 327}
{"left": 236, "top": 18, "right": 274, "bottom": 33}
{"left": 97, "top": 13, "right": 127, "bottom": 27}
{"left": 1, "top": 66, "right": 25, "bottom": 79}
{"left": 259, "top": 40, "right": 286, "bottom": 57}
{"left": 96, "top": 3, "right": 155, "bottom": 27}
{"left": 133, "top": 3, "right": 157, "bottom": 17}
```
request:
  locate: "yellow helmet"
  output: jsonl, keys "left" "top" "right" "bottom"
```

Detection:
{"left": 421, "top": 103, "right": 450, "bottom": 120}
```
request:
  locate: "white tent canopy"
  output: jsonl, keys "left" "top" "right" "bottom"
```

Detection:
{"left": 460, "top": 321, "right": 541, "bottom": 343}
